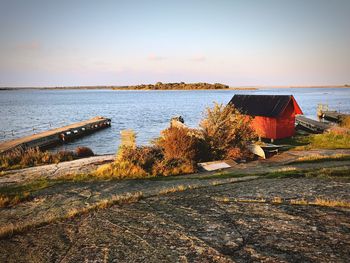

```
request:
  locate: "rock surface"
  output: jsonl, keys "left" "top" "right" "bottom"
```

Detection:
{"left": 1, "top": 149, "right": 350, "bottom": 262}
{"left": 0, "top": 154, "right": 115, "bottom": 185}
{"left": 1, "top": 177, "right": 349, "bottom": 262}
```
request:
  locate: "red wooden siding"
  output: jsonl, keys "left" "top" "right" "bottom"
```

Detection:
{"left": 249, "top": 97, "right": 302, "bottom": 139}
{"left": 251, "top": 116, "right": 276, "bottom": 139}
{"left": 276, "top": 101, "right": 296, "bottom": 139}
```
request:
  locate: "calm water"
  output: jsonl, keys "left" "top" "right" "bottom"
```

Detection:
{"left": 1, "top": 88, "right": 349, "bottom": 154}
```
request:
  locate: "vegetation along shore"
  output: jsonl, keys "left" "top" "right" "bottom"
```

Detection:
{"left": 1, "top": 101, "right": 350, "bottom": 262}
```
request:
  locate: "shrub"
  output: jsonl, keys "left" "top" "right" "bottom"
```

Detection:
{"left": 156, "top": 127, "right": 209, "bottom": 163}
{"left": 0, "top": 148, "right": 24, "bottom": 169}
{"left": 54, "top": 150, "right": 75, "bottom": 163}
{"left": 0, "top": 147, "right": 76, "bottom": 171}
{"left": 200, "top": 103, "right": 256, "bottom": 160}
{"left": 94, "top": 144, "right": 197, "bottom": 179}
{"left": 152, "top": 158, "right": 196, "bottom": 176}
{"left": 19, "top": 147, "right": 41, "bottom": 167}
{"left": 94, "top": 161, "right": 148, "bottom": 179}
{"left": 75, "top": 146, "right": 94, "bottom": 158}
{"left": 117, "top": 146, "right": 163, "bottom": 174}
{"left": 92, "top": 103, "right": 257, "bottom": 179}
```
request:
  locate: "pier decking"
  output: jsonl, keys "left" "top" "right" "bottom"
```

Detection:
{"left": 296, "top": 115, "right": 331, "bottom": 133}
{"left": 317, "top": 104, "right": 349, "bottom": 123}
{"left": 319, "top": 111, "right": 349, "bottom": 123}
{"left": 0, "top": 117, "right": 111, "bottom": 154}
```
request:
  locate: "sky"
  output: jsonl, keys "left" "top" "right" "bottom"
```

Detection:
{"left": 0, "top": 0, "right": 349, "bottom": 87}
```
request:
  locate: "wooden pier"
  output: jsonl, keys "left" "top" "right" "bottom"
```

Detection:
{"left": 296, "top": 115, "right": 331, "bottom": 133}
{"left": 317, "top": 104, "right": 349, "bottom": 123}
{"left": 319, "top": 111, "right": 349, "bottom": 123}
{"left": 0, "top": 117, "right": 111, "bottom": 154}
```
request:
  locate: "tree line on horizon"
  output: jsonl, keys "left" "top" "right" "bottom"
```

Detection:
{"left": 113, "top": 82, "right": 229, "bottom": 90}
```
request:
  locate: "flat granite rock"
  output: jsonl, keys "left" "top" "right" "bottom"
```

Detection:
{"left": 1, "top": 177, "right": 349, "bottom": 262}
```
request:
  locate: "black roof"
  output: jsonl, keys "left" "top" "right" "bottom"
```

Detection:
{"left": 229, "top": 95, "right": 298, "bottom": 117}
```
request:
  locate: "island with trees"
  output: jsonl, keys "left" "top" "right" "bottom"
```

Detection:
{"left": 112, "top": 82, "right": 230, "bottom": 90}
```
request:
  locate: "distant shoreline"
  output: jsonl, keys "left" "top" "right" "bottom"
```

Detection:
{"left": 0, "top": 84, "right": 349, "bottom": 91}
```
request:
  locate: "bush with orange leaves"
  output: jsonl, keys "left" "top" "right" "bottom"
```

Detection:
{"left": 200, "top": 103, "right": 256, "bottom": 160}
{"left": 156, "top": 126, "right": 209, "bottom": 163}
{"left": 75, "top": 146, "right": 94, "bottom": 157}
{"left": 95, "top": 103, "right": 256, "bottom": 178}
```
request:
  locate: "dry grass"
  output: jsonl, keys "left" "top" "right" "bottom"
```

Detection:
{"left": 211, "top": 180, "right": 221, "bottom": 186}
{"left": 292, "top": 154, "right": 350, "bottom": 164}
{"left": 65, "top": 191, "right": 144, "bottom": 219}
{"left": 0, "top": 147, "right": 76, "bottom": 171}
{"left": 215, "top": 197, "right": 267, "bottom": 203}
{"left": 235, "top": 198, "right": 267, "bottom": 203}
{"left": 290, "top": 198, "right": 308, "bottom": 205}
{"left": 340, "top": 115, "right": 350, "bottom": 129}
{"left": 0, "top": 191, "right": 143, "bottom": 238}
{"left": 93, "top": 146, "right": 196, "bottom": 179}
{"left": 159, "top": 184, "right": 198, "bottom": 195}
{"left": 276, "top": 167, "right": 297, "bottom": 172}
{"left": 0, "top": 179, "right": 50, "bottom": 208}
{"left": 311, "top": 198, "right": 350, "bottom": 208}
{"left": 290, "top": 198, "right": 350, "bottom": 208}
{"left": 152, "top": 159, "right": 196, "bottom": 177}
{"left": 0, "top": 146, "right": 95, "bottom": 172}
{"left": 272, "top": 196, "right": 282, "bottom": 204}
{"left": 0, "top": 192, "right": 30, "bottom": 207}
{"left": 222, "top": 197, "right": 230, "bottom": 203}
{"left": 215, "top": 196, "right": 350, "bottom": 208}
{"left": 94, "top": 161, "right": 150, "bottom": 179}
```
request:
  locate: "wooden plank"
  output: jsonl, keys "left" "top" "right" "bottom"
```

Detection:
{"left": 0, "top": 116, "right": 111, "bottom": 154}
{"left": 321, "top": 111, "right": 349, "bottom": 122}
{"left": 296, "top": 115, "right": 331, "bottom": 133}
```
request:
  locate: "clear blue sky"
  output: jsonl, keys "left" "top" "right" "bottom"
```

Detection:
{"left": 0, "top": 0, "right": 349, "bottom": 87}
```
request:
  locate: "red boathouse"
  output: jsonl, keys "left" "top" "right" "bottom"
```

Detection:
{"left": 229, "top": 95, "right": 303, "bottom": 140}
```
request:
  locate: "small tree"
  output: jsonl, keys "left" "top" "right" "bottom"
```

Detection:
{"left": 200, "top": 103, "right": 256, "bottom": 160}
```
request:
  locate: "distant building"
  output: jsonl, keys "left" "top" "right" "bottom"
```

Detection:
{"left": 229, "top": 95, "right": 303, "bottom": 140}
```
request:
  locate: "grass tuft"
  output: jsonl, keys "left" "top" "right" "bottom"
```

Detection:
{"left": 159, "top": 184, "right": 199, "bottom": 195}
{"left": 292, "top": 154, "right": 350, "bottom": 164}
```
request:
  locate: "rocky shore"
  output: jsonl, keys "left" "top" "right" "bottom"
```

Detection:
{"left": 0, "top": 149, "right": 349, "bottom": 262}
